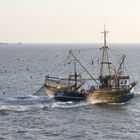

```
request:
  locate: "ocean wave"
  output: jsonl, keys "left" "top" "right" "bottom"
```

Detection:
{"left": 0, "top": 95, "right": 89, "bottom": 112}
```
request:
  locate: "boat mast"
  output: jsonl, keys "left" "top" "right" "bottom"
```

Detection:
{"left": 69, "top": 50, "right": 99, "bottom": 86}
{"left": 74, "top": 60, "right": 77, "bottom": 90}
{"left": 100, "top": 25, "right": 111, "bottom": 77}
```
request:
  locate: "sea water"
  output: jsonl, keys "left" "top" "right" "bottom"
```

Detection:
{"left": 0, "top": 44, "right": 140, "bottom": 140}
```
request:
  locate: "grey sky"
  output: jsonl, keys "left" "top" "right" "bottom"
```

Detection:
{"left": 0, "top": 0, "right": 140, "bottom": 43}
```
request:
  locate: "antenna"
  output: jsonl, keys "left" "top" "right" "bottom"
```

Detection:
{"left": 100, "top": 25, "right": 111, "bottom": 77}
{"left": 101, "top": 24, "right": 109, "bottom": 47}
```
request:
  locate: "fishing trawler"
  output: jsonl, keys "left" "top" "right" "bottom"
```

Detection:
{"left": 86, "top": 27, "right": 136, "bottom": 103}
{"left": 41, "top": 26, "right": 136, "bottom": 103}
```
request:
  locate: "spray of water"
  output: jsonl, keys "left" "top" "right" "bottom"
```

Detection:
{"left": 0, "top": 89, "right": 138, "bottom": 112}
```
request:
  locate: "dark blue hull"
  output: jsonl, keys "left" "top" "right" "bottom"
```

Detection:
{"left": 111, "top": 92, "right": 134, "bottom": 103}
{"left": 55, "top": 91, "right": 85, "bottom": 102}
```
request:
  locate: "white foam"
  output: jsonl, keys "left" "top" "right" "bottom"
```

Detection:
{"left": 0, "top": 95, "right": 54, "bottom": 112}
{"left": 89, "top": 100, "right": 103, "bottom": 104}
{"left": 108, "top": 102, "right": 127, "bottom": 105}
{"left": 0, "top": 105, "right": 29, "bottom": 112}
{"left": 55, "top": 101, "right": 88, "bottom": 108}
{"left": 133, "top": 91, "right": 140, "bottom": 95}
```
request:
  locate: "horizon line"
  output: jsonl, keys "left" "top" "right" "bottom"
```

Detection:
{"left": 1, "top": 42, "right": 140, "bottom": 44}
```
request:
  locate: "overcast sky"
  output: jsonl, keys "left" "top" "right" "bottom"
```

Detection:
{"left": 0, "top": 0, "right": 140, "bottom": 43}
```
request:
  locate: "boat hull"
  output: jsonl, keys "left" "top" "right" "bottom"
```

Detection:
{"left": 55, "top": 91, "right": 85, "bottom": 102}
{"left": 109, "top": 92, "right": 134, "bottom": 103}
{"left": 86, "top": 87, "right": 134, "bottom": 104}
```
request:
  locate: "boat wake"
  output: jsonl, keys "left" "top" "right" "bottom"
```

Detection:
{"left": 134, "top": 91, "right": 140, "bottom": 95}
{"left": 0, "top": 90, "right": 138, "bottom": 112}
{"left": 0, "top": 95, "right": 88, "bottom": 112}
{"left": 0, "top": 95, "right": 54, "bottom": 112}
{"left": 55, "top": 101, "right": 88, "bottom": 108}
